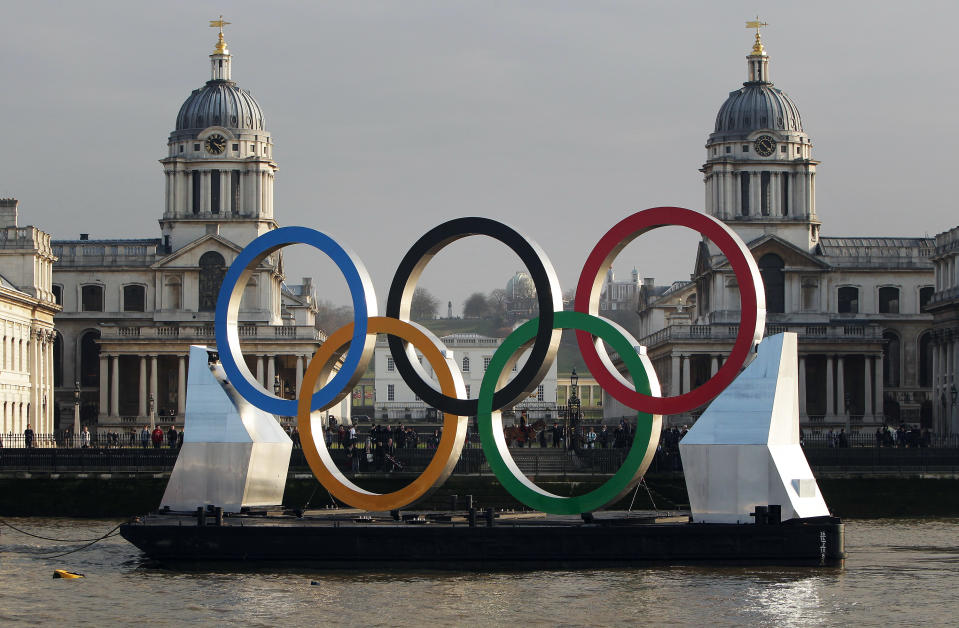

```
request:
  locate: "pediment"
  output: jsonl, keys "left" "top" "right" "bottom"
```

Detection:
{"left": 152, "top": 234, "right": 245, "bottom": 269}
{"left": 709, "top": 234, "right": 830, "bottom": 273}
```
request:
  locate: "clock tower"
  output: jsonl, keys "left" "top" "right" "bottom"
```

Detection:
{"left": 700, "top": 23, "right": 820, "bottom": 252}
{"left": 159, "top": 19, "right": 277, "bottom": 253}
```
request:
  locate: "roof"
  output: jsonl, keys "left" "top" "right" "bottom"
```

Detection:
{"left": 817, "top": 237, "right": 935, "bottom": 259}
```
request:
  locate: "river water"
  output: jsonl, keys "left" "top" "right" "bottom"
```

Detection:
{"left": 1, "top": 518, "right": 957, "bottom": 626}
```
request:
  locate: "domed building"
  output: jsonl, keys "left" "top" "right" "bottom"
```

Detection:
{"left": 48, "top": 25, "right": 338, "bottom": 436}
{"left": 632, "top": 25, "right": 937, "bottom": 436}
{"left": 504, "top": 271, "right": 538, "bottom": 322}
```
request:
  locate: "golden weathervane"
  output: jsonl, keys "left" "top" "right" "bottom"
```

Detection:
{"left": 746, "top": 17, "right": 768, "bottom": 55}
{"left": 210, "top": 15, "right": 231, "bottom": 54}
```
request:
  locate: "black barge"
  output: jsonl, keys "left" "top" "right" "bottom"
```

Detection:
{"left": 120, "top": 508, "right": 845, "bottom": 568}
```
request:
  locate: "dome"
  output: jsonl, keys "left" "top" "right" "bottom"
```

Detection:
{"left": 712, "top": 83, "right": 803, "bottom": 139}
{"left": 172, "top": 80, "right": 265, "bottom": 138}
{"left": 505, "top": 271, "right": 536, "bottom": 299}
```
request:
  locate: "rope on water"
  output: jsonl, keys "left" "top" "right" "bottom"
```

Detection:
{"left": 0, "top": 518, "right": 123, "bottom": 543}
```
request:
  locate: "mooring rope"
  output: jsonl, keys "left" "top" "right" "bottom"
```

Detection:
{"left": 0, "top": 518, "right": 122, "bottom": 543}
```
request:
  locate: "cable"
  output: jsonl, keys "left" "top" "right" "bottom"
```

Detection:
{"left": 0, "top": 519, "right": 123, "bottom": 543}
{"left": 33, "top": 523, "right": 126, "bottom": 560}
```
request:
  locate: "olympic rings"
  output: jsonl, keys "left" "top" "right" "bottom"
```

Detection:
{"left": 213, "top": 208, "right": 764, "bottom": 514}
{"left": 215, "top": 226, "right": 377, "bottom": 416}
{"left": 574, "top": 207, "right": 765, "bottom": 415}
{"left": 477, "top": 311, "right": 662, "bottom": 514}
{"left": 296, "top": 317, "right": 468, "bottom": 511}
{"left": 386, "top": 217, "right": 562, "bottom": 417}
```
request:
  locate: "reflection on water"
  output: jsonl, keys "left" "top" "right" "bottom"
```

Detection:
{"left": 1, "top": 518, "right": 958, "bottom": 626}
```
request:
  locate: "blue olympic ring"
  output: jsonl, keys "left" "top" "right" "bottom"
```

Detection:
{"left": 215, "top": 226, "right": 376, "bottom": 416}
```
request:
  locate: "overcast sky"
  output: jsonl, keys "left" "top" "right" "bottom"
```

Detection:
{"left": 2, "top": 1, "right": 957, "bottom": 312}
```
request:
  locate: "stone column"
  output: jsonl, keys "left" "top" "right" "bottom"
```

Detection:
{"left": 99, "top": 355, "right": 109, "bottom": 416}
{"left": 799, "top": 356, "right": 807, "bottom": 418}
{"left": 671, "top": 354, "right": 681, "bottom": 397}
{"left": 256, "top": 355, "right": 264, "bottom": 388}
{"left": 267, "top": 356, "right": 276, "bottom": 395}
{"left": 710, "top": 355, "right": 719, "bottom": 377}
{"left": 138, "top": 356, "right": 147, "bottom": 417}
{"left": 874, "top": 356, "right": 883, "bottom": 421}
{"left": 201, "top": 170, "right": 210, "bottom": 213}
{"left": 177, "top": 355, "right": 186, "bottom": 416}
{"left": 220, "top": 169, "right": 229, "bottom": 216}
{"left": 149, "top": 355, "right": 158, "bottom": 415}
{"left": 825, "top": 355, "right": 834, "bottom": 417}
{"left": 864, "top": 356, "right": 873, "bottom": 419}
{"left": 110, "top": 355, "right": 119, "bottom": 417}
{"left": 837, "top": 356, "right": 846, "bottom": 417}
{"left": 295, "top": 355, "right": 304, "bottom": 396}
{"left": 682, "top": 355, "right": 691, "bottom": 397}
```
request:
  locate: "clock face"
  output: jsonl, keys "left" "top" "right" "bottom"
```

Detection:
{"left": 205, "top": 134, "right": 226, "bottom": 155}
{"left": 754, "top": 135, "right": 776, "bottom": 157}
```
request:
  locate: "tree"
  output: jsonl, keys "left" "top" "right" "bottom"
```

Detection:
{"left": 314, "top": 300, "right": 354, "bottom": 335}
{"left": 462, "top": 292, "right": 489, "bottom": 319}
{"left": 410, "top": 287, "right": 440, "bottom": 321}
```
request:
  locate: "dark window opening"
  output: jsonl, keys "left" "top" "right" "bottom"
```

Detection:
{"left": 919, "top": 286, "right": 934, "bottom": 310}
{"left": 780, "top": 145, "right": 786, "bottom": 153}
{"left": 781, "top": 174, "right": 789, "bottom": 216}
{"left": 919, "top": 332, "right": 934, "bottom": 387}
{"left": 878, "top": 287, "right": 900, "bottom": 314}
{"left": 838, "top": 287, "right": 859, "bottom": 314}
{"left": 179, "top": 145, "right": 184, "bottom": 153}
{"left": 52, "top": 285, "right": 62, "bottom": 305}
{"left": 53, "top": 333, "right": 63, "bottom": 387}
{"left": 232, "top": 143, "right": 239, "bottom": 151}
{"left": 123, "top": 285, "right": 146, "bottom": 312}
{"left": 740, "top": 172, "right": 750, "bottom": 215}
{"left": 758, "top": 254, "right": 785, "bottom": 313}
{"left": 231, "top": 170, "right": 240, "bottom": 214}
{"left": 725, "top": 146, "right": 731, "bottom": 153}
{"left": 883, "top": 331, "right": 901, "bottom": 388}
{"left": 743, "top": 145, "right": 750, "bottom": 152}
{"left": 193, "top": 143, "right": 200, "bottom": 151}
{"left": 192, "top": 170, "right": 201, "bottom": 214}
{"left": 81, "top": 285, "right": 104, "bottom": 312}
{"left": 760, "top": 171, "right": 770, "bottom": 216}
{"left": 210, "top": 170, "right": 220, "bottom": 214}
{"left": 79, "top": 330, "right": 100, "bottom": 387}
{"left": 198, "top": 251, "right": 227, "bottom": 312}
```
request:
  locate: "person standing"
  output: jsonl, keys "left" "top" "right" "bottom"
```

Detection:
{"left": 80, "top": 426, "right": 91, "bottom": 449}
{"left": 140, "top": 426, "right": 150, "bottom": 449}
{"left": 167, "top": 425, "right": 178, "bottom": 449}
{"left": 23, "top": 424, "right": 35, "bottom": 448}
{"left": 151, "top": 425, "right": 164, "bottom": 449}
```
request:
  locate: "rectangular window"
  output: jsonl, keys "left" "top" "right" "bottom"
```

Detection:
{"left": 740, "top": 172, "right": 750, "bottom": 215}
{"left": 193, "top": 143, "right": 200, "bottom": 151}
{"left": 251, "top": 144, "right": 256, "bottom": 153}
{"left": 760, "top": 171, "right": 770, "bottom": 216}
{"left": 465, "top": 384, "right": 471, "bottom": 399}
{"left": 725, "top": 146, "right": 731, "bottom": 154}
{"left": 537, "top": 385, "right": 544, "bottom": 402}
{"left": 878, "top": 287, "right": 900, "bottom": 314}
{"left": 387, "top": 384, "right": 395, "bottom": 401}
{"left": 52, "top": 285, "right": 63, "bottom": 306}
{"left": 838, "top": 287, "right": 859, "bottom": 314}
{"left": 179, "top": 145, "right": 184, "bottom": 153}
{"left": 742, "top": 145, "right": 749, "bottom": 152}
{"left": 780, "top": 145, "right": 786, "bottom": 153}
{"left": 483, "top": 356, "right": 491, "bottom": 371}
{"left": 231, "top": 170, "right": 240, "bottom": 214}
{"left": 232, "top": 143, "right": 239, "bottom": 151}
{"left": 192, "top": 170, "right": 201, "bottom": 214}
{"left": 81, "top": 285, "right": 104, "bottom": 312}
{"left": 210, "top": 170, "right": 220, "bottom": 214}
{"left": 387, "top": 356, "right": 394, "bottom": 371}
{"left": 781, "top": 174, "right": 789, "bottom": 216}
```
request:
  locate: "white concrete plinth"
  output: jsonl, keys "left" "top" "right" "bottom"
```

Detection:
{"left": 679, "top": 333, "right": 830, "bottom": 523}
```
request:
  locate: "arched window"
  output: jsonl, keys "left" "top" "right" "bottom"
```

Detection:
{"left": 462, "top": 356, "right": 470, "bottom": 373}
{"left": 838, "top": 287, "right": 859, "bottom": 314}
{"left": 919, "top": 331, "right": 934, "bottom": 388}
{"left": 198, "top": 251, "right": 227, "bottom": 312}
{"left": 79, "top": 330, "right": 100, "bottom": 387}
{"left": 123, "top": 285, "right": 146, "bottom": 312}
{"left": 81, "top": 285, "right": 104, "bottom": 312}
{"left": 758, "top": 254, "right": 785, "bottom": 313}
{"left": 882, "top": 331, "right": 900, "bottom": 388}
{"left": 878, "top": 287, "right": 900, "bottom": 314}
{"left": 919, "top": 286, "right": 934, "bottom": 310}
{"left": 53, "top": 333, "right": 63, "bottom": 387}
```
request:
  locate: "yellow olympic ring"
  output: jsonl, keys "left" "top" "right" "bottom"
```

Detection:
{"left": 296, "top": 317, "right": 468, "bottom": 511}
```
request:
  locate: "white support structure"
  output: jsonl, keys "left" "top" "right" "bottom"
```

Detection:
{"left": 161, "top": 345, "right": 292, "bottom": 512}
{"left": 679, "top": 333, "right": 830, "bottom": 524}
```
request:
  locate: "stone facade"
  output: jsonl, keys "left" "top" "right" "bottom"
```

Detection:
{"left": 635, "top": 33, "right": 935, "bottom": 433}
{"left": 926, "top": 226, "right": 959, "bottom": 435}
{"left": 0, "top": 199, "right": 59, "bottom": 441}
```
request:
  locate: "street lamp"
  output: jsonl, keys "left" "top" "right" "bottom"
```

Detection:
{"left": 73, "top": 380, "right": 80, "bottom": 447}
{"left": 148, "top": 392, "right": 155, "bottom": 430}
{"left": 566, "top": 368, "right": 580, "bottom": 452}
{"left": 273, "top": 374, "right": 282, "bottom": 398}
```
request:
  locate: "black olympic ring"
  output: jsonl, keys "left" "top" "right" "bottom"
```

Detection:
{"left": 385, "top": 217, "right": 562, "bottom": 416}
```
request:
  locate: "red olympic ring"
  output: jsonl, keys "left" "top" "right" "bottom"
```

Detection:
{"left": 574, "top": 207, "right": 765, "bottom": 415}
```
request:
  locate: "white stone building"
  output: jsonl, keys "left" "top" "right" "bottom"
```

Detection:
{"left": 633, "top": 30, "right": 935, "bottom": 433}
{"left": 0, "top": 199, "right": 59, "bottom": 441}
{"left": 374, "top": 332, "right": 558, "bottom": 422}
{"left": 51, "top": 28, "right": 330, "bottom": 434}
{"left": 927, "top": 227, "right": 959, "bottom": 435}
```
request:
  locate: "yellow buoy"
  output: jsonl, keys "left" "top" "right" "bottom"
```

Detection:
{"left": 53, "top": 569, "right": 85, "bottom": 579}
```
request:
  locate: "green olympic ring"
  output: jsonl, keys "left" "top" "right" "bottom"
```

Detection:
{"left": 477, "top": 310, "right": 662, "bottom": 514}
